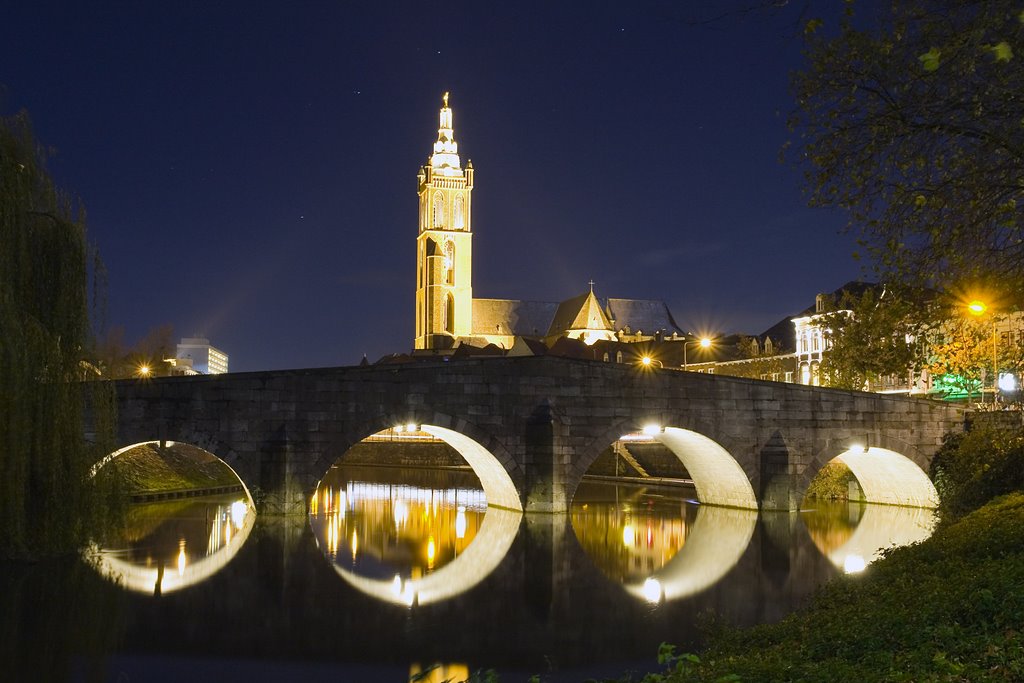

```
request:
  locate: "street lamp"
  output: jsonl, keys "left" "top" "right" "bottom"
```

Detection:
{"left": 682, "top": 337, "right": 713, "bottom": 371}
{"left": 136, "top": 364, "right": 151, "bottom": 378}
{"left": 640, "top": 355, "right": 663, "bottom": 369}
{"left": 967, "top": 300, "right": 997, "bottom": 404}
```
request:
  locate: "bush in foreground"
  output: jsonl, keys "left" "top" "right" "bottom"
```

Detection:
{"left": 930, "top": 425, "right": 1024, "bottom": 520}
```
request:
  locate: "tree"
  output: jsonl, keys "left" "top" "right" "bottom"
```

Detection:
{"left": 926, "top": 316, "right": 990, "bottom": 400}
{"left": 0, "top": 111, "right": 114, "bottom": 557}
{"left": 791, "top": 1, "right": 1024, "bottom": 297}
{"left": 95, "top": 323, "right": 176, "bottom": 378}
{"left": 817, "top": 287, "right": 923, "bottom": 390}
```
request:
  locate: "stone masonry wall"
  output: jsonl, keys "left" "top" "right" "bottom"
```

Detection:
{"left": 105, "top": 356, "right": 965, "bottom": 513}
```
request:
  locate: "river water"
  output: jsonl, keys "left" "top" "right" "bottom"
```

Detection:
{"left": 3, "top": 464, "right": 937, "bottom": 682}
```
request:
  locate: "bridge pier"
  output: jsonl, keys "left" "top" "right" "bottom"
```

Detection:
{"left": 759, "top": 430, "right": 800, "bottom": 511}
{"left": 258, "top": 426, "right": 308, "bottom": 515}
{"left": 523, "top": 401, "right": 568, "bottom": 513}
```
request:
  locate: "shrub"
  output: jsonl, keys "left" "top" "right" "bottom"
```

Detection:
{"left": 805, "top": 461, "right": 855, "bottom": 501}
{"left": 930, "top": 425, "right": 1024, "bottom": 520}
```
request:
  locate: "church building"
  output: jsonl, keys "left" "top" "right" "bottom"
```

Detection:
{"left": 414, "top": 94, "right": 684, "bottom": 352}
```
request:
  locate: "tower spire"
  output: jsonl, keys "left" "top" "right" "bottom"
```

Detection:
{"left": 430, "top": 92, "right": 461, "bottom": 175}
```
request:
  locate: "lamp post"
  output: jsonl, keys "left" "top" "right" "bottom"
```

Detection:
{"left": 682, "top": 337, "right": 713, "bottom": 371}
{"left": 640, "top": 355, "right": 663, "bottom": 369}
{"left": 967, "top": 300, "right": 997, "bottom": 404}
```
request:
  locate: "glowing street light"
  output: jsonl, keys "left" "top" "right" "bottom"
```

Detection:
{"left": 640, "top": 355, "right": 663, "bottom": 369}
{"left": 682, "top": 337, "right": 713, "bottom": 371}
{"left": 136, "top": 364, "right": 151, "bottom": 378}
{"left": 967, "top": 299, "right": 998, "bottom": 404}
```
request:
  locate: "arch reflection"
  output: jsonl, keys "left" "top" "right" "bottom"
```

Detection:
{"left": 311, "top": 466, "right": 521, "bottom": 606}
{"left": 571, "top": 482, "right": 757, "bottom": 603}
{"left": 804, "top": 501, "right": 937, "bottom": 574}
{"left": 622, "top": 505, "right": 757, "bottom": 602}
{"left": 88, "top": 494, "right": 256, "bottom": 595}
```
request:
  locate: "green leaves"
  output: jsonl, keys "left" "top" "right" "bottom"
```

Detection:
{"left": 918, "top": 46, "right": 942, "bottom": 71}
{"left": 790, "top": 0, "right": 1024, "bottom": 299}
{"left": 990, "top": 41, "right": 1014, "bottom": 62}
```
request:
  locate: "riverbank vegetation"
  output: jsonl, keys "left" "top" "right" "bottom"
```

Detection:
{"left": 0, "top": 111, "right": 117, "bottom": 559}
{"left": 803, "top": 461, "right": 855, "bottom": 501}
{"left": 93, "top": 442, "right": 241, "bottom": 496}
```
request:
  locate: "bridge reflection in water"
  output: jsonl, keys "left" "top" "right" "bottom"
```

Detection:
{"left": 570, "top": 483, "right": 758, "bottom": 603}
{"left": 88, "top": 493, "right": 255, "bottom": 595}
{"left": 310, "top": 465, "right": 521, "bottom": 606}
{"left": 803, "top": 500, "right": 937, "bottom": 574}
{"left": 66, "top": 465, "right": 949, "bottom": 679}
{"left": 85, "top": 468, "right": 939, "bottom": 608}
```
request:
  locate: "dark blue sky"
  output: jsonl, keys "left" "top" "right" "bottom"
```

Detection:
{"left": 2, "top": 1, "right": 865, "bottom": 371}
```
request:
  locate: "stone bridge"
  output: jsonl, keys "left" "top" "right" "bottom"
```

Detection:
{"left": 97, "top": 356, "right": 964, "bottom": 514}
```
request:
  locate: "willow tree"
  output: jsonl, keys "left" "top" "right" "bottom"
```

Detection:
{"left": 0, "top": 112, "right": 113, "bottom": 558}
{"left": 791, "top": 1, "right": 1024, "bottom": 299}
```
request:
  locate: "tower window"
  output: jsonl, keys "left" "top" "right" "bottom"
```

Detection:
{"left": 444, "top": 293, "right": 455, "bottom": 334}
{"left": 433, "top": 193, "right": 445, "bottom": 228}
{"left": 444, "top": 240, "right": 455, "bottom": 285}
{"left": 453, "top": 195, "right": 465, "bottom": 229}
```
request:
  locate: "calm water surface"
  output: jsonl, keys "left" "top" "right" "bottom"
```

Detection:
{"left": 4, "top": 465, "right": 937, "bottom": 682}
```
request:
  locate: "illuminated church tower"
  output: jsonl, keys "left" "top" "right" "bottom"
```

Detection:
{"left": 414, "top": 93, "right": 475, "bottom": 350}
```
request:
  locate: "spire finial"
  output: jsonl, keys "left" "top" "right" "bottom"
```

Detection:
{"left": 430, "top": 92, "right": 461, "bottom": 175}
{"left": 588, "top": 279, "right": 595, "bottom": 293}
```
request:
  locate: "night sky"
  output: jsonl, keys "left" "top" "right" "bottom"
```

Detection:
{"left": 1, "top": 2, "right": 866, "bottom": 372}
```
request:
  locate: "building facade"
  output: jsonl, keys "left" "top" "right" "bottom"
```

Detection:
{"left": 176, "top": 337, "right": 229, "bottom": 375}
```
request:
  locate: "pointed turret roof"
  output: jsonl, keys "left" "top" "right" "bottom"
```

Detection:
{"left": 429, "top": 91, "right": 462, "bottom": 176}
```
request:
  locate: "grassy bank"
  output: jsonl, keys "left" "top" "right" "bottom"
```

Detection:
{"left": 95, "top": 443, "right": 239, "bottom": 494}
{"left": 623, "top": 493, "right": 1024, "bottom": 682}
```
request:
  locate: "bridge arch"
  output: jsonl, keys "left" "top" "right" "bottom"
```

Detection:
{"left": 314, "top": 411, "right": 524, "bottom": 512}
{"left": 90, "top": 439, "right": 254, "bottom": 503}
{"left": 802, "top": 435, "right": 938, "bottom": 508}
{"left": 569, "top": 417, "right": 758, "bottom": 510}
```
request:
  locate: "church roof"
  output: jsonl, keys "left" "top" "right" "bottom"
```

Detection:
{"left": 546, "top": 290, "right": 614, "bottom": 337}
{"left": 472, "top": 298, "right": 558, "bottom": 337}
{"left": 471, "top": 294, "right": 685, "bottom": 339}
{"left": 604, "top": 298, "right": 684, "bottom": 336}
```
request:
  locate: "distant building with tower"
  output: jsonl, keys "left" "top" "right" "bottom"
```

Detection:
{"left": 413, "top": 94, "right": 683, "bottom": 352}
{"left": 176, "top": 337, "right": 229, "bottom": 374}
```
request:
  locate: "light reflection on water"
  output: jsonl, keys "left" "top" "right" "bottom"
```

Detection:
{"left": 50, "top": 468, "right": 946, "bottom": 679}
{"left": 571, "top": 482, "right": 936, "bottom": 599}
{"left": 88, "top": 493, "right": 255, "bottom": 594}
{"left": 570, "top": 482, "right": 759, "bottom": 602}
{"left": 310, "top": 465, "right": 487, "bottom": 582}
{"left": 310, "top": 465, "right": 521, "bottom": 606}
{"left": 801, "top": 500, "right": 938, "bottom": 574}
{"left": 570, "top": 483, "right": 697, "bottom": 584}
